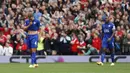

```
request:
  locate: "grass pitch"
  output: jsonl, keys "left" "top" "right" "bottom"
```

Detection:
{"left": 0, "top": 63, "right": 130, "bottom": 73}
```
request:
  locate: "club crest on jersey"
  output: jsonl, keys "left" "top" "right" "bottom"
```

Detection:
{"left": 108, "top": 25, "right": 111, "bottom": 27}
{"left": 33, "top": 22, "right": 36, "bottom": 24}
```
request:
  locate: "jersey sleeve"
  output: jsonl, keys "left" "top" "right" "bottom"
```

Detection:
{"left": 112, "top": 23, "right": 116, "bottom": 31}
{"left": 24, "top": 20, "right": 29, "bottom": 26}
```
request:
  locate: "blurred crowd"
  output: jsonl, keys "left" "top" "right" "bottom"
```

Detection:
{"left": 0, "top": 0, "right": 130, "bottom": 56}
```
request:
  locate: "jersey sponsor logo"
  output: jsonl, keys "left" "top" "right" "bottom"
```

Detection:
{"left": 104, "top": 29, "right": 110, "bottom": 33}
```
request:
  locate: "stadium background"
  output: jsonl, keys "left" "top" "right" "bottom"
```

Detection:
{"left": 0, "top": 0, "right": 130, "bottom": 73}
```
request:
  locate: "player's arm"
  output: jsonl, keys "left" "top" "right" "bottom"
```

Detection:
{"left": 23, "top": 21, "right": 32, "bottom": 30}
{"left": 108, "top": 24, "right": 116, "bottom": 41}
{"left": 108, "top": 30, "right": 115, "bottom": 41}
{"left": 101, "top": 24, "right": 104, "bottom": 39}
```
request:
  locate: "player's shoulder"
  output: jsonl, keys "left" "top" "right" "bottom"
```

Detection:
{"left": 110, "top": 22, "right": 115, "bottom": 30}
{"left": 102, "top": 23, "right": 105, "bottom": 25}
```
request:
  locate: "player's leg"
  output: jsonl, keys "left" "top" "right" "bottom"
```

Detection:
{"left": 109, "top": 41, "right": 115, "bottom": 66}
{"left": 29, "top": 35, "right": 38, "bottom": 68}
{"left": 110, "top": 48, "right": 115, "bottom": 66}
{"left": 101, "top": 48, "right": 106, "bottom": 63}
{"left": 97, "top": 39, "right": 107, "bottom": 65}
{"left": 30, "top": 48, "right": 35, "bottom": 66}
{"left": 33, "top": 35, "right": 39, "bottom": 67}
{"left": 27, "top": 36, "right": 35, "bottom": 68}
{"left": 97, "top": 48, "right": 106, "bottom": 65}
{"left": 31, "top": 48, "right": 38, "bottom": 67}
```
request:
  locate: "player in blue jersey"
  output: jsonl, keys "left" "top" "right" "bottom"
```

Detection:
{"left": 23, "top": 12, "right": 40, "bottom": 68}
{"left": 97, "top": 16, "right": 115, "bottom": 66}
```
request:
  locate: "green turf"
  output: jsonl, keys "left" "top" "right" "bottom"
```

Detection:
{"left": 0, "top": 63, "right": 130, "bottom": 73}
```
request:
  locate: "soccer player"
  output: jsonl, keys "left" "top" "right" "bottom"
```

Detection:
{"left": 97, "top": 16, "right": 115, "bottom": 66}
{"left": 23, "top": 11, "right": 40, "bottom": 68}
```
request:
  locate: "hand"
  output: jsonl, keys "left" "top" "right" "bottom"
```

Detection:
{"left": 20, "top": 29, "right": 24, "bottom": 32}
{"left": 19, "top": 46, "right": 22, "bottom": 49}
{"left": 14, "top": 41, "right": 18, "bottom": 44}
{"left": 71, "top": 41, "right": 74, "bottom": 44}
{"left": 87, "top": 44, "right": 91, "bottom": 47}
{"left": 29, "top": 21, "right": 33, "bottom": 25}
{"left": 21, "top": 24, "right": 24, "bottom": 29}
{"left": 19, "top": 46, "right": 22, "bottom": 51}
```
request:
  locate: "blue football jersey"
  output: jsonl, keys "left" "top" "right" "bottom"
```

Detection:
{"left": 102, "top": 22, "right": 115, "bottom": 39}
{"left": 25, "top": 19, "right": 40, "bottom": 31}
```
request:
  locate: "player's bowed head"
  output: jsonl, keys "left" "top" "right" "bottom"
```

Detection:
{"left": 22, "top": 11, "right": 34, "bottom": 30}
{"left": 28, "top": 11, "right": 34, "bottom": 22}
{"left": 105, "top": 16, "right": 111, "bottom": 24}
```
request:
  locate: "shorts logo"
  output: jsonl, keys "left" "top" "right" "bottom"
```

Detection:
{"left": 35, "top": 41, "right": 37, "bottom": 45}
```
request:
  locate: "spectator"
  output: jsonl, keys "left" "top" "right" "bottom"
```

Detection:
{"left": 70, "top": 33, "right": 79, "bottom": 55}
{"left": 50, "top": 32, "right": 59, "bottom": 55}
{"left": 0, "top": 31, "right": 6, "bottom": 46}
{"left": 59, "top": 31, "right": 71, "bottom": 55}
{"left": 37, "top": 31, "right": 47, "bottom": 55}
{"left": 77, "top": 35, "right": 86, "bottom": 55}
{"left": 34, "top": 8, "right": 42, "bottom": 20}
{"left": 3, "top": 40, "right": 13, "bottom": 56}
{"left": 0, "top": 8, "right": 8, "bottom": 27}
{"left": 0, "top": 45, "right": 4, "bottom": 55}
{"left": 41, "top": 10, "right": 51, "bottom": 25}
{"left": 122, "top": 32, "right": 130, "bottom": 55}
{"left": 43, "top": 33, "right": 51, "bottom": 55}
{"left": 92, "top": 33, "right": 101, "bottom": 53}
{"left": 10, "top": 30, "right": 16, "bottom": 50}
{"left": 16, "top": 39, "right": 27, "bottom": 55}
{"left": 115, "top": 36, "right": 121, "bottom": 54}
{"left": 13, "top": 33, "right": 21, "bottom": 52}
{"left": 115, "top": 26, "right": 124, "bottom": 38}
{"left": 125, "top": 33, "right": 130, "bottom": 54}
{"left": 80, "top": 0, "right": 88, "bottom": 10}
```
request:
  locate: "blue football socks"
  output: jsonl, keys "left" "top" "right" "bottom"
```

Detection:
{"left": 31, "top": 52, "right": 36, "bottom": 65}
{"left": 101, "top": 53, "right": 105, "bottom": 63}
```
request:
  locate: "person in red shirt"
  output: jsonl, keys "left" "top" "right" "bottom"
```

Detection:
{"left": 16, "top": 39, "right": 27, "bottom": 55}
{"left": 80, "top": 0, "right": 88, "bottom": 10}
{"left": 0, "top": 30, "right": 6, "bottom": 46}
{"left": 0, "top": 25, "right": 12, "bottom": 36}
{"left": 92, "top": 33, "right": 101, "bottom": 52}
{"left": 83, "top": 33, "right": 101, "bottom": 55}
{"left": 115, "top": 26, "right": 123, "bottom": 38}
{"left": 77, "top": 35, "right": 86, "bottom": 55}
{"left": 71, "top": 33, "right": 79, "bottom": 55}
{"left": 112, "top": 0, "right": 122, "bottom": 3}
